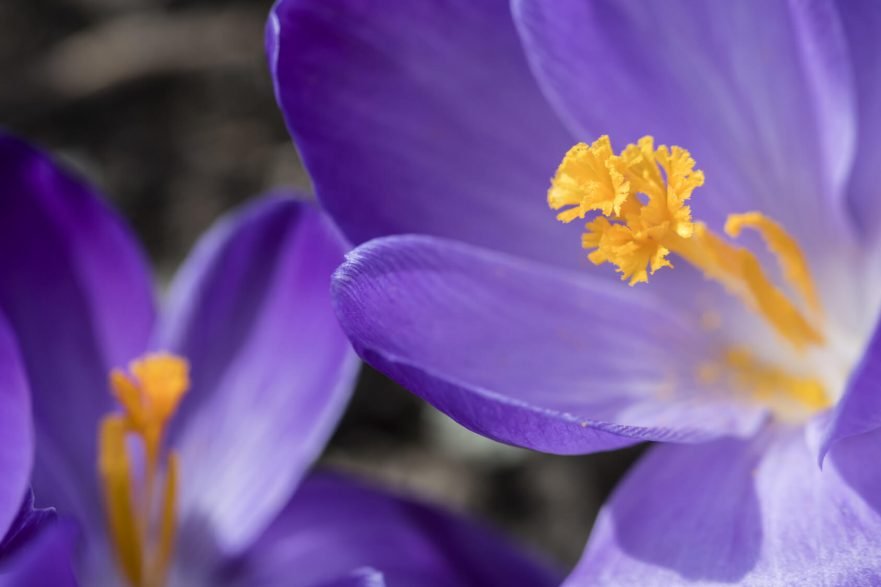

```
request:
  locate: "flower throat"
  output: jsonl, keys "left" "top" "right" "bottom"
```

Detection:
{"left": 548, "top": 135, "right": 829, "bottom": 412}
{"left": 98, "top": 353, "right": 189, "bottom": 587}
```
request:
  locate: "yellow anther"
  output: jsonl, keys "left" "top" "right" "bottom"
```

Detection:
{"left": 129, "top": 353, "right": 189, "bottom": 424}
{"left": 110, "top": 370, "right": 147, "bottom": 431}
{"left": 725, "top": 212, "right": 822, "bottom": 317}
{"left": 738, "top": 251, "right": 824, "bottom": 350}
{"left": 548, "top": 135, "right": 825, "bottom": 352}
{"left": 99, "top": 352, "right": 189, "bottom": 587}
{"left": 668, "top": 224, "right": 824, "bottom": 351}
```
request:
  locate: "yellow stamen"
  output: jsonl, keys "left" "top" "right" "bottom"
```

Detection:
{"left": 724, "top": 347, "right": 830, "bottom": 411}
{"left": 98, "top": 416, "right": 143, "bottom": 587}
{"left": 129, "top": 354, "right": 189, "bottom": 425}
{"left": 548, "top": 135, "right": 831, "bottom": 412}
{"left": 667, "top": 226, "right": 824, "bottom": 351}
{"left": 725, "top": 212, "right": 823, "bottom": 318}
{"left": 549, "top": 135, "right": 824, "bottom": 351}
{"left": 152, "top": 453, "right": 179, "bottom": 587}
{"left": 98, "top": 353, "right": 189, "bottom": 587}
{"left": 699, "top": 347, "right": 831, "bottom": 413}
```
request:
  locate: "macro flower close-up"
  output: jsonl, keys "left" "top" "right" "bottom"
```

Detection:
{"left": 269, "top": 1, "right": 881, "bottom": 584}
{"left": 5, "top": 0, "right": 881, "bottom": 585}
{"left": 0, "top": 136, "right": 560, "bottom": 587}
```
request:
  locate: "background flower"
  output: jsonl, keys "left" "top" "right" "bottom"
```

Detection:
{"left": 0, "top": 135, "right": 558, "bottom": 587}
{"left": 0, "top": 311, "right": 77, "bottom": 586}
{"left": 1, "top": 0, "right": 606, "bottom": 567}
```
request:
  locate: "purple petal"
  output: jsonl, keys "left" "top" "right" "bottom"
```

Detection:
{"left": 333, "top": 236, "right": 765, "bottom": 454}
{"left": 157, "top": 196, "right": 358, "bottom": 553}
{"left": 0, "top": 521, "right": 79, "bottom": 587}
{"left": 513, "top": 0, "right": 857, "bottom": 249}
{"left": 0, "top": 491, "right": 56, "bottom": 563}
{"left": 0, "top": 135, "right": 155, "bottom": 530}
{"left": 267, "top": 0, "right": 584, "bottom": 269}
{"left": 0, "top": 316, "right": 31, "bottom": 543}
{"left": 569, "top": 425, "right": 881, "bottom": 585}
{"left": 312, "top": 569, "right": 385, "bottom": 587}
{"left": 839, "top": 2, "right": 881, "bottom": 242}
{"left": 816, "top": 312, "right": 881, "bottom": 463}
{"left": 225, "top": 472, "right": 560, "bottom": 587}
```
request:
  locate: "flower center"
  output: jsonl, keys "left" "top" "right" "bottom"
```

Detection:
{"left": 549, "top": 135, "right": 831, "bottom": 413}
{"left": 98, "top": 352, "right": 189, "bottom": 587}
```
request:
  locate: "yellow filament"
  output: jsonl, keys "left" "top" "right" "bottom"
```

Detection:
{"left": 152, "top": 453, "right": 179, "bottom": 587}
{"left": 725, "top": 212, "right": 822, "bottom": 317}
{"left": 724, "top": 347, "right": 829, "bottom": 410}
{"left": 699, "top": 347, "right": 830, "bottom": 412}
{"left": 98, "top": 416, "right": 143, "bottom": 587}
{"left": 666, "top": 227, "right": 824, "bottom": 351}
{"left": 98, "top": 353, "right": 189, "bottom": 587}
{"left": 548, "top": 135, "right": 824, "bottom": 352}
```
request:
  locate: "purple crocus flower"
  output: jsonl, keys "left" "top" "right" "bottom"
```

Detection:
{"left": 269, "top": 1, "right": 881, "bottom": 584}
{"left": 0, "top": 135, "right": 559, "bottom": 587}
{"left": 0, "top": 493, "right": 77, "bottom": 586}
{"left": 0, "top": 314, "right": 77, "bottom": 586}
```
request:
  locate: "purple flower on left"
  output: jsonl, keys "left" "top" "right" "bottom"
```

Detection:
{"left": 0, "top": 292, "right": 75, "bottom": 585}
{"left": 0, "top": 134, "right": 560, "bottom": 587}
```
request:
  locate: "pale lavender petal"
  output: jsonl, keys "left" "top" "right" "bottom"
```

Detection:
{"left": 333, "top": 236, "right": 766, "bottom": 455}
{"left": 157, "top": 196, "right": 358, "bottom": 553}
{"left": 513, "top": 0, "right": 857, "bottom": 251}
{"left": 569, "top": 425, "right": 881, "bottom": 586}
{"left": 0, "top": 135, "right": 155, "bottom": 527}
{"left": 0, "top": 316, "right": 31, "bottom": 542}
{"left": 0, "top": 521, "right": 79, "bottom": 587}
{"left": 225, "top": 473, "right": 560, "bottom": 587}
{"left": 268, "top": 0, "right": 584, "bottom": 270}
{"left": 839, "top": 1, "right": 881, "bottom": 242}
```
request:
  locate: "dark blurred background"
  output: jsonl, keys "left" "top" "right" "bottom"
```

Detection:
{"left": 1, "top": 0, "right": 642, "bottom": 569}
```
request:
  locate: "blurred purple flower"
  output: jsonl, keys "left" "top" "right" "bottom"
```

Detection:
{"left": 268, "top": 0, "right": 881, "bottom": 584}
{"left": 0, "top": 135, "right": 559, "bottom": 587}
{"left": 0, "top": 315, "right": 77, "bottom": 586}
